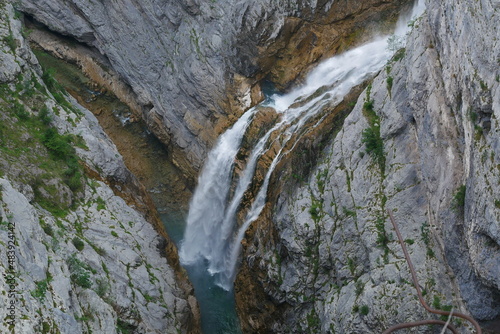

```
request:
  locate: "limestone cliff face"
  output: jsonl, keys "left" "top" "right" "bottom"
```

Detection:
{"left": 235, "top": 0, "right": 500, "bottom": 332}
{"left": 0, "top": 4, "right": 199, "bottom": 333}
{"left": 16, "top": 0, "right": 411, "bottom": 178}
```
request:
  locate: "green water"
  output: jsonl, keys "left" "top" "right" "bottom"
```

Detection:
{"left": 160, "top": 212, "right": 243, "bottom": 334}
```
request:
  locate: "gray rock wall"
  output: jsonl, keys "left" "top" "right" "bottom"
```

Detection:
{"left": 0, "top": 4, "right": 196, "bottom": 333}
{"left": 238, "top": 0, "right": 500, "bottom": 332}
{"left": 17, "top": 0, "right": 411, "bottom": 175}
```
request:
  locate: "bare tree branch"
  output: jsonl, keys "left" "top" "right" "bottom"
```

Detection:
{"left": 383, "top": 209, "right": 482, "bottom": 334}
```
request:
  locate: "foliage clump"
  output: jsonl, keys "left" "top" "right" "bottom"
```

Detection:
{"left": 361, "top": 86, "right": 385, "bottom": 175}
{"left": 452, "top": 185, "right": 466, "bottom": 213}
{"left": 67, "top": 255, "right": 93, "bottom": 289}
{"left": 72, "top": 237, "right": 85, "bottom": 251}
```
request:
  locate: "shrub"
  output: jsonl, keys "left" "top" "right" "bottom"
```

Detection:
{"left": 386, "top": 76, "right": 393, "bottom": 93}
{"left": 72, "top": 237, "right": 84, "bottom": 251}
{"left": 71, "top": 271, "right": 92, "bottom": 288}
{"left": 360, "top": 305, "right": 369, "bottom": 316}
{"left": 96, "top": 196, "right": 106, "bottom": 211}
{"left": 117, "top": 319, "right": 136, "bottom": 334}
{"left": 41, "top": 68, "right": 61, "bottom": 92}
{"left": 31, "top": 279, "right": 49, "bottom": 301}
{"left": 3, "top": 33, "right": 16, "bottom": 52}
{"left": 12, "top": 100, "right": 30, "bottom": 120}
{"left": 38, "top": 106, "right": 52, "bottom": 125}
{"left": 361, "top": 88, "right": 385, "bottom": 174}
{"left": 95, "top": 279, "right": 109, "bottom": 297}
{"left": 392, "top": 48, "right": 406, "bottom": 62}
{"left": 42, "top": 128, "right": 73, "bottom": 160}
{"left": 42, "top": 225, "right": 53, "bottom": 236}
{"left": 452, "top": 185, "right": 466, "bottom": 212}
{"left": 361, "top": 126, "right": 385, "bottom": 174}
{"left": 41, "top": 127, "right": 83, "bottom": 191}
{"left": 67, "top": 255, "right": 93, "bottom": 289}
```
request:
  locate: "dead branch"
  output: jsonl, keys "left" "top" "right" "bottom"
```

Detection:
{"left": 383, "top": 209, "right": 482, "bottom": 334}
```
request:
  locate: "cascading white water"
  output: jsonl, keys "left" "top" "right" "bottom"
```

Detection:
{"left": 180, "top": 0, "right": 425, "bottom": 291}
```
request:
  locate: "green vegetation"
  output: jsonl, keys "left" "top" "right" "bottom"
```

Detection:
{"left": 0, "top": 66, "right": 85, "bottom": 219}
{"left": 30, "top": 273, "right": 53, "bottom": 301}
{"left": 41, "top": 68, "right": 62, "bottom": 92}
{"left": 347, "top": 257, "right": 356, "bottom": 276}
{"left": 404, "top": 238, "right": 415, "bottom": 245}
{"left": 306, "top": 309, "right": 320, "bottom": 333}
{"left": 452, "top": 185, "right": 466, "bottom": 213}
{"left": 189, "top": 28, "right": 202, "bottom": 58}
{"left": 361, "top": 86, "right": 385, "bottom": 175}
{"left": 117, "top": 318, "right": 136, "bottom": 334}
{"left": 392, "top": 48, "right": 406, "bottom": 62}
{"left": 386, "top": 76, "right": 393, "bottom": 94}
{"left": 38, "top": 106, "right": 52, "bottom": 125}
{"left": 375, "top": 216, "right": 390, "bottom": 261}
{"left": 341, "top": 207, "right": 356, "bottom": 218}
{"left": 316, "top": 168, "right": 328, "bottom": 193}
{"left": 352, "top": 304, "right": 369, "bottom": 316}
{"left": 479, "top": 80, "right": 488, "bottom": 90}
{"left": 469, "top": 111, "right": 484, "bottom": 140}
{"left": 72, "top": 237, "right": 85, "bottom": 251}
{"left": 355, "top": 279, "right": 364, "bottom": 296}
{"left": 96, "top": 196, "right": 106, "bottom": 211}
{"left": 12, "top": 99, "right": 29, "bottom": 120}
{"left": 309, "top": 198, "right": 323, "bottom": 222}
{"left": 3, "top": 32, "right": 16, "bottom": 53}
{"left": 432, "top": 295, "right": 453, "bottom": 320}
{"left": 469, "top": 111, "right": 478, "bottom": 123}
{"left": 67, "top": 255, "right": 93, "bottom": 289}
{"left": 95, "top": 278, "right": 110, "bottom": 298}
{"left": 421, "top": 222, "right": 435, "bottom": 258}
{"left": 41, "top": 127, "right": 83, "bottom": 193}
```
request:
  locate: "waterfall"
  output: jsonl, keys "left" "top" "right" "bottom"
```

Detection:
{"left": 180, "top": 0, "right": 425, "bottom": 291}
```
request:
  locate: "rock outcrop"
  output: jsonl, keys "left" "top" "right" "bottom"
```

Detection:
{"left": 235, "top": 0, "right": 500, "bottom": 332}
{"left": 16, "top": 0, "right": 412, "bottom": 179}
{"left": 0, "top": 3, "right": 199, "bottom": 333}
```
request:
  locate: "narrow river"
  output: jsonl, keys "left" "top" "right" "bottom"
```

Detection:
{"left": 161, "top": 211, "right": 242, "bottom": 334}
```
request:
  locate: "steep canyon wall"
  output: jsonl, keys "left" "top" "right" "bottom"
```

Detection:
{"left": 0, "top": 3, "right": 199, "bottom": 333}
{"left": 17, "top": 0, "right": 411, "bottom": 180}
{"left": 235, "top": 0, "right": 500, "bottom": 332}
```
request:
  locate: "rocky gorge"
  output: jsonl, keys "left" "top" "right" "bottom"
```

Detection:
{"left": 0, "top": 2, "right": 199, "bottom": 333}
{"left": 234, "top": 0, "right": 500, "bottom": 333}
{"left": 0, "top": 0, "right": 499, "bottom": 333}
